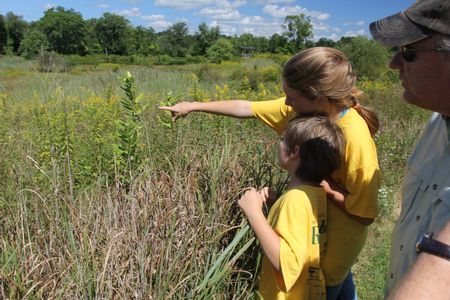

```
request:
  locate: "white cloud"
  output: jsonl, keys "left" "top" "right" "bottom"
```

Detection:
{"left": 198, "top": 7, "right": 241, "bottom": 20}
{"left": 344, "top": 29, "right": 365, "bottom": 37}
{"left": 263, "top": 5, "right": 330, "bottom": 20}
{"left": 44, "top": 3, "right": 55, "bottom": 10}
{"left": 142, "top": 14, "right": 165, "bottom": 21}
{"left": 240, "top": 16, "right": 264, "bottom": 25}
{"left": 116, "top": 7, "right": 141, "bottom": 17}
{"left": 215, "top": 0, "right": 247, "bottom": 8}
{"left": 97, "top": 4, "right": 110, "bottom": 8}
{"left": 149, "top": 20, "right": 172, "bottom": 31}
{"left": 155, "top": 0, "right": 214, "bottom": 9}
{"left": 344, "top": 20, "right": 365, "bottom": 26}
{"left": 210, "top": 21, "right": 237, "bottom": 35}
{"left": 155, "top": 0, "right": 244, "bottom": 9}
{"left": 311, "top": 21, "right": 330, "bottom": 32}
{"left": 256, "top": 0, "right": 294, "bottom": 3}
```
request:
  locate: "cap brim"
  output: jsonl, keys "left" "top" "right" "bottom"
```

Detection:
{"left": 370, "top": 12, "right": 433, "bottom": 46}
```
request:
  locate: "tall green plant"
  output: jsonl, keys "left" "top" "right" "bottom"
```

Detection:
{"left": 116, "top": 72, "right": 145, "bottom": 183}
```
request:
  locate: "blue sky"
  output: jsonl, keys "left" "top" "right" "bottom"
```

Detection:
{"left": 1, "top": 0, "right": 415, "bottom": 40}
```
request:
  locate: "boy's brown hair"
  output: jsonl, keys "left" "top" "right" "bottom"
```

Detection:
{"left": 284, "top": 115, "right": 345, "bottom": 183}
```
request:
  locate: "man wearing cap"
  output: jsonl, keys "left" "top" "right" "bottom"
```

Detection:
{"left": 370, "top": 0, "right": 450, "bottom": 298}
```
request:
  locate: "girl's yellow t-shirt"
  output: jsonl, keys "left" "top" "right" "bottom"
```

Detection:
{"left": 258, "top": 185, "right": 327, "bottom": 300}
{"left": 251, "top": 98, "right": 380, "bottom": 285}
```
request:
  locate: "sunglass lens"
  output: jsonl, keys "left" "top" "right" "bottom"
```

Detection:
{"left": 401, "top": 47, "right": 415, "bottom": 62}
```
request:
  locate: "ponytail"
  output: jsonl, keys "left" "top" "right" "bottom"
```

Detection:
{"left": 350, "top": 87, "right": 379, "bottom": 137}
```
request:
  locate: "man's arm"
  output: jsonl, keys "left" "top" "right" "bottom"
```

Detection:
{"left": 387, "top": 220, "right": 450, "bottom": 300}
{"left": 159, "top": 100, "right": 253, "bottom": 121}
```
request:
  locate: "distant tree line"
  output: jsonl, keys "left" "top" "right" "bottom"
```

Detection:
{"left": 0, "top": 6, "right": 393, "bottom": 79}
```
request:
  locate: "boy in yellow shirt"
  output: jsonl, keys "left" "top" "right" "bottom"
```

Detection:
{"left": 238, "top": 116, "right": 345, "bottom": 299}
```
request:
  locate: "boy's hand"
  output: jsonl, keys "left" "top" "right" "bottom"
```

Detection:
{"left": 259, "top": 187, "right": 276, "bottom": 207}
{"left": 159, "top": 102, "right": 192, "bottom": 121}
{"left": 238, "top": 188, "right": 265, "bottom": 219}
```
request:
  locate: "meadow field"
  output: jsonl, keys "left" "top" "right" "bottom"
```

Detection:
{"left": 0, "top": 55, "right": 430, "bottom": 299}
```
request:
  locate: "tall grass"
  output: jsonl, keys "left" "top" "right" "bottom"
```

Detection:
{"left": 0, "top": 56, "right": 429, "bottom": 299}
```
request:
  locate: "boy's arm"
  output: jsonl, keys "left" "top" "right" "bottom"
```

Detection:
{"left": 159, "top": 100, "right": 253, "bottom": 121}
{"left": 321, "top": 179, "right": 374, "bottom": 225}
{"left": 239, "top": 188, "right": 281, "bottom": 272}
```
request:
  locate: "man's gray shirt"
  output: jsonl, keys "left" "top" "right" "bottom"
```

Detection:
{"left": 387, "top": 112, "right": 450, "bottom": 293}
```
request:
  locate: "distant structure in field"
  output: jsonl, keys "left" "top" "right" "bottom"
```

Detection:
{"left": 240, "top": 46, "right": 255, "bottom": 58}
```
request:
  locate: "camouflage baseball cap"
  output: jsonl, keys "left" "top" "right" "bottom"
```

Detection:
{"left": 370, "top": 0, "right": 450, "bottom": 46}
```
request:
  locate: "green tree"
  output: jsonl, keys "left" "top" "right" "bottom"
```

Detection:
{"left": 5, "top": 12, "right": 28, "bottom": 54}
{"left": 282, "top": 14, "right": 313, "bottom": 53}
{"left": 38, "top": 6, "right": 87, "bottom": 55}
{"left": 315, "top": 37, "right": 337, "bottom": 48}
{"left": 95, "top": 13, "right": 132, "bottom": 55}
{"left": 0, "top": 15, "right": 7, "bottom": 54}
{"left": 336, "top": 36, "right": 391, "bottom": 80}
{"left": 130, "top": 26, "right": 158, "bottom": 56}
{"left": 207, "top": 37, "right": 234, "bottom": 64}
{"left": 160, "top": 22, "right": 190, "bottom": 57}
{"left": 268, "top": 33, "right": 287, "bottom": 53}
{"left": 19, "top": 28, "right": 49, "bottom": 59}
{"left": 193, "top": 22, "right": 219, "bottom": 56}
{"left": 84, "top": 18, "right": 102, "bottom": 54}
{"left": 255, "top": 36, "right": 269, "bottom": 53}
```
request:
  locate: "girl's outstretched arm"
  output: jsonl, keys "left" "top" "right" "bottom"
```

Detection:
{"left": 159, "top": 100, "right": 253, "bottom": 121}
{"left": 238, "top": 188, "right": 281, "bottom": 272}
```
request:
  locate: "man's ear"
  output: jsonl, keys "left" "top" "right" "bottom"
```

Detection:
{"left": 289, "top": 145, "right": 300, "bottom": 159}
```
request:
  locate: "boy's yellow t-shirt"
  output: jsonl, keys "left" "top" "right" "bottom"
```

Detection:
{"left": 258, "top": 185, "right": 327, "bottom": 300}
{"left": 251, "top": 98, "right": 380, "bottom": 285}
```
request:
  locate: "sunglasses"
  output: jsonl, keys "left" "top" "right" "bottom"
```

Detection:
{"left": 400, "top": 46, "right": 450, "bottom": 62}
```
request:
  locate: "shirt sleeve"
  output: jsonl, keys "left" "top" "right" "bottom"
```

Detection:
{"left": 250, "top": 97, "right": 295, "bottom": 135}
{"left": 271, "top": 191, "right": 309, "bottom": 291}
{"left": 343, "top": 163, "right": 380, "bottom": 219}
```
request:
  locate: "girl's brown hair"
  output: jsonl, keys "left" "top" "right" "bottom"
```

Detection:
{"left": 282, "top": 47, "right": 379, "bottom": 136}
{"left": 284, "top": 116, "right": 345, "bottom": 183}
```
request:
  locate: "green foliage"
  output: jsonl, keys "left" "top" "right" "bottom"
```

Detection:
{"left": 337, "top": 36, "right": 391, "bottom": 80}
{"left": 188, "top": 73, "right": 209, "bottom": 102}
{"left": 282, "top": 14, "right": 313, "bottom": 53}
{"left": 38, "top": 6, "right": 87, "bottom": 55}
{"left": 193, "top": 22, "right": 220, "bottom": 56}
{"left": 240, "top": 76, "right": 252, "bottom": 98}
{"left": 157, "top": 91, "right": 181, "bottom": 129}
{"left": 159, "top": 22, "right": 190, "bottom": 57}
{"left": 0, "top": 14, "right": 7, "bottom": 54}
{"left": 19, "top": 28, "right": 49, "bottom": 59}
{"left": 5, "top": 12, "right": 28, "bottom": 54}
{"left": 116, "top": 72, "right": 145, "bottom": 178}
{"left": 95, "top": 13, "right": 132, "bottom": 55}
{"left": 268, "top": 33, "right": 288, "bottom": 54}
{"left": 0, "top": 56, "right": 423, "bottom": 299}
{"left": 207, "top": 37, "right": 234, "bottom": 64}
{"left": 35, "top": 51, "right": 73, "bottom": 72}
{"left": 129, "top": 25, "right": 158, "bottom": 56}
{"left": 315, "top": 37, "right": 337, "bottom": 48}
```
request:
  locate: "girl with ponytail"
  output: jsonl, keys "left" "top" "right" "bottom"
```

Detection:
{"left": 160, "top": 47, "right": 380, "bottom": 299}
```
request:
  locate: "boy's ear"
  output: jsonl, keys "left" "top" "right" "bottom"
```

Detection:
{"left": 289, "top": 145, "right": 300, "bottom": 159}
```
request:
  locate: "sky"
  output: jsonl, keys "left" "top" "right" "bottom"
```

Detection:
{"left": 1, "top": 0, "right": 415, "bottom": 40}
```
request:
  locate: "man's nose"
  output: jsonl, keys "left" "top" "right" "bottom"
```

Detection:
{"left": 389, "top": 51, "right": 402, "bottom": 70}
